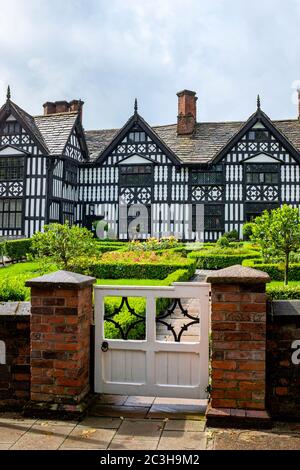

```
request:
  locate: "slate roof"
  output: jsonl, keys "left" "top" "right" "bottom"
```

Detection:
{"left": 85, "top": 117, "right": 300, "bottom": 164}
{"left": 34, "top": 112, "right": 78, "bottom": 155}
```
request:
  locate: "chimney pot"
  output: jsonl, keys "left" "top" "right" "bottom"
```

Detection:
{"left": 43, "top": 102, "right": 56, "bottom": 115}
{"left": 177, "top": 90, "right": 197, "bottom": 135}
{"left": 54, "top": 101, "right": 69, "bottom": 113}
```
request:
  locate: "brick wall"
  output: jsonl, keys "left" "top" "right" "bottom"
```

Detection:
{"left": 210, "top": 283, "right": 267, "bottom": 410}
{"left": 0, "top": 302, "right": 30, "bottom": 409}
{"left": 26, "top": 270, "right": 95, "bottom": 416}
{"left": 267, "top": 301, "right": 300, "bottom": 419}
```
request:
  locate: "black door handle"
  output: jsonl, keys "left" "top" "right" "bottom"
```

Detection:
{"left": 101, "top": 341, "right": 109, "bottom": 352}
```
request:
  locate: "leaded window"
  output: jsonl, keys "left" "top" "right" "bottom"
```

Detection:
{"left": 127, "top": 132, "right": 146, "bottom": 143}
{"left": 62, "top": 202, "right": 75, "bottom": 225}
{"left": 204, "top": 204, "right": 224, "bottom": 230}
{"left": 245, "top": 163, "right": 279, "bottom": 184}
{"left": 1, "top": 121, "right": 22, "bottom": 136}
{"left": 191, "top": 166, "right": 223, "bottom": 185}
{"left": 0, "top": 198, "right": 22, "bottom": 229}
{"left": 192, "top": 204, "right": 224, "bottom": 231}
{"left": 119, "top": 165, "right": 152, "bottom": 186}
{"left": 0, "top": 157, "right": 24, "bottom": 181}
{"left": 248, "top": 130, "right": 269, "bottom": 141}
{"left": 64, "top": 161, "right": 78, "bottom": 185}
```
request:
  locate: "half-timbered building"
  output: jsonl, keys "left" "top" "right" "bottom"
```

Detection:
{"left": 1, "top": 88, "right": 300, "bottom": 241}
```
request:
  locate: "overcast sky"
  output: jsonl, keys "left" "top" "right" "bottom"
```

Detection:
{"left": 0, "top": 0, "right": 299, "bottom": 130}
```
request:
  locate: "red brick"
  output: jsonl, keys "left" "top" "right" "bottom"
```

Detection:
{"left": 211, "top": 399, "right": 237, "bottom": 408}
{"left": 211, "top": 322, "right": 237, "bottom": 331}
{"left": 239, "top": 381, "right": 265, "bottom": 392}
{"left": 238, "top": 361, "right": 265, "bottom": 371}
{"left": 214, "top": 380, "right": 238, "bottom": 389}
{"left": 213, "top": 303, "right": 238, "bottom": 312}
{"left": 211, "top": 360, "right": 237, "bottom": 370}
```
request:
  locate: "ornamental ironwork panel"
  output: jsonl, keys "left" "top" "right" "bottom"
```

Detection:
{"left": 104, "top": 297, "right": 145, "bottom": 340}
{"left": 156, "top": 298, "right": 199, "bottom": 343}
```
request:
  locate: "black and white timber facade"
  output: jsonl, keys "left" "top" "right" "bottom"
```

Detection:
{"left": 1, "top": 89, "right": 300, "bottom": 242}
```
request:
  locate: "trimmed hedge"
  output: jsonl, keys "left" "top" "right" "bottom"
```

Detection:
{"left": 188, "top": 250, "right": 261, "bottom": 270}
{"left": 243, "top": 259, "right": 300, "bottom": 281}
{"left": 4, "top": 239, "right": 32, "bottom": 261}
{"left": 70, "top": 256, "right": 196, "bottom": 280}
{"left": 267, "top": 285, "right": 300, "bottom": 300}
{"left": 104, "top": 269, "right": 191, "bottom": 339}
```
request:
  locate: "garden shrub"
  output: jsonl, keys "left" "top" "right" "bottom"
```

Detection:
{"left": 70, "top": 254, "right": 196, "bottom": 280}
{"left": 0, "top": 275, "right": 30, "bottom": 301}
{"left": 223, "top": 229, "right": 239, "bottom": 241}
{"left": 5, "top": 238, "right": 32, "bottom": 262}
{"left": 127, "top": 237, "right": 179, "bottom": 252}
{"left": 217, "top": 236, "right": 230, "bottom": 248}
{"left": 267, "top": 285, "right": 300, "bottom": 300}
{"left": 188, "top": 249, "right": 261, "bottom": 269}
{"left": 242, "top": 259, "right": 300, "bottom": 281}
{"left": 103, "top": 269, "right": 191, "bottom": 339}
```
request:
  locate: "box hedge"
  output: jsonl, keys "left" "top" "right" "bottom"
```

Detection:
{"left": 3, "top": 239, "right": 32, "bottom": 262}
{"left": 70, "top": 256, "right": 196, "bottom": 280}
{"left": 243, "top": 259, "right": 300, "bottom": 281}
{"left": 267, "top": 285, "right": 300, "bottom": 300}
{"left": 188, "top": 250, "right": 261, "bottom": 269}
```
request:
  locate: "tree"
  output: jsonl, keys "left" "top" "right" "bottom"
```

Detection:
{"left": 31, "top": 222, "right": 96, "bottom": 270}
{"left": 251, "top": 205, "right": 300, "bottom": 285}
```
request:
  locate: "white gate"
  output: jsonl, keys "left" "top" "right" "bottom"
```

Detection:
{"left": 94, "top": 282, "right": 210, "bottom": 399}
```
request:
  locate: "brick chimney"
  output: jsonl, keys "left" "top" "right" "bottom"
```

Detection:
{"left": 177, "top": 90, "right": 197, "bottom": 135}
{"left": 43, "top": 100, "right": 84, "bottom": 121}
{"left": 54, "top": 101, "right": 69, "bottom": 113}
{"left": 69, "top": 99, "right": 84, "bottom": 121}
{"left": 43, "top": 102, "right": 56, "bottom": 115}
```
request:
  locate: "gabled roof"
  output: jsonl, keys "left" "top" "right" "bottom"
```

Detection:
{"left": 211, "top": 107, "right": 300, "bottom": 164}
{"left": 86, "top": 111, "right": 181, "bottom": 165}
{"left": 85, "top": 109, "right": 300, "bottom": 165}
{"left": 0, "top": 99, "right": 49, "bottom": 153}
{"left": 34, "top": 112, "right": 79, "bottom": 156}
{"left": 0, "top": 98, "right": 84, "bottom": 157}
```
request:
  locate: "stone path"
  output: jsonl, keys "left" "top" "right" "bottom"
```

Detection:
{"left": 1, "top": 395, "right": 300, "bottom": 450}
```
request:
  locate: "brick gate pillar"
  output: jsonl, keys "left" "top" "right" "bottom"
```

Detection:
{"left": 25, "top": 270, "right": 95, "bottom": 418}
{"left": 205, "top": 265, "right": 272, "bottom": 428}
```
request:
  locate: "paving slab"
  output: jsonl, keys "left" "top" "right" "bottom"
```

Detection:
{"left": 90, "top": 405, "right": 149, "bottom": 419}
{"left": 124, "top": 396, "right": 155, "bottom": 407}
{"left": 80, "top": 416, "right": 122, "bottom": 429}
{"left": 109, "top": 437, "right": 158, "bottom": 450}
{"left": 149, "top": 398, "right": 207, "bottom": 419}
{"left": 11, "top": 423, "right": 75, "bottom": 450}
{"left": 0, "top": 420, "right": 34, "bottom": 444}
{"left": 60, "top": 425, "right": 116, "bottom": 450}
{"left": 115, "top": 419, "right": 164, "bottom": 440}
{"left": 158, "top": 430, "right": 207, "bottom": 450}
{"left": 164, "top": 419, "right": 206, "bottom": 432}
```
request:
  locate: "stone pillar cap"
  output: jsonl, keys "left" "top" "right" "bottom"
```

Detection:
{"left": 206, "top": 265, "right": 270, "bottom": 284}
{"left": 25, "top": 270, "right": 96, "bottom": 289}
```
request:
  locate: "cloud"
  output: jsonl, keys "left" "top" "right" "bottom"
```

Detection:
{"left": 0, "top": 0, "right": 299, "bottom": 128}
